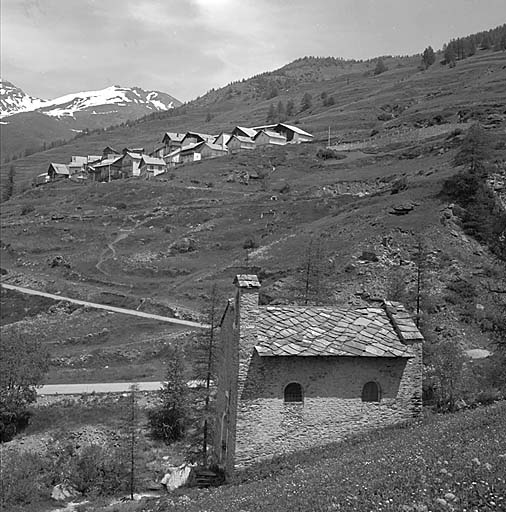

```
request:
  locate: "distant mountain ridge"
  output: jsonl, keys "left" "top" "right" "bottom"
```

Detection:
{"left": 0, "top": 80, "right": 181, "bottom": 119}
{"left": 0, "top": 80, "right": 182, "bottom": 161}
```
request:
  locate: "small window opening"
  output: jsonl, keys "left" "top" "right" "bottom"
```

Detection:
{"left": 284, "top": 382, "right": 303, "bottom": 403}
{"left": 362, "top": 381, "right": 380, "bottom": 402}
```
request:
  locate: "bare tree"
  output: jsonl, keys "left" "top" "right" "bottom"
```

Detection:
{"left": 193, "top": 285, "right": 221, "bottom": 466}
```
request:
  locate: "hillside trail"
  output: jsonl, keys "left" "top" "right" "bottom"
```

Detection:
{"left": 95, "top": 214, "right": 153, "bottom": 275}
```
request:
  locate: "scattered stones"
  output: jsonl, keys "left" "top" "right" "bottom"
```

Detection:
{"left": 49, "top": 255, "right": 71, "bottom": 268}
{"left": 170, "top": 238, "right": 197, "bottom": 254}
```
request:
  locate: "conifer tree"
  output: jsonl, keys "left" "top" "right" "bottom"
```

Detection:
{"left": 300, "top": 92, "right": 312, "bottom": 112}
{"left": 421, "top": 46, "right": 436, "bottom": 69}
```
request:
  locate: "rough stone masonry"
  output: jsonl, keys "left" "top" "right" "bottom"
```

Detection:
{"left": 213, "top": 275, "right": 423, "bottom": 476}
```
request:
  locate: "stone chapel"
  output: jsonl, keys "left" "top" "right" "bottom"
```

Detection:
{"left": 213, "top": 275, "right": 423, "bottom": 475}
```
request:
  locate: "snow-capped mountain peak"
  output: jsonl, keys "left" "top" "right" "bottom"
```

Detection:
{"left": 0, "top": 80, "right": 181, "bottom": 119}
{"left": 0, "top": 79, "right": 46, "bottom": 118}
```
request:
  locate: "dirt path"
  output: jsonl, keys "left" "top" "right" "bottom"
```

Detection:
{"left": 0, "top": 283, "right": 209, "bottom": 328}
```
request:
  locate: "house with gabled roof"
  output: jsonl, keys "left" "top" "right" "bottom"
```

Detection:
{"left": 226, "top": 135, "right": 255, "bottom": 153}
{"left": 272, "top": 123, "right": 313, "bottom": 143}
{"left": 179, "top": 141, "right": 228, "bottom": 164}
{"left": 213, "top": 275, "right": 423, "bottom": 475}
{"left": 47, "top": 163, "right": 69, "bottom": 180}
{"left": 102, "top": 146, "right": 121, "bottom": 160}
{"left": 181, "top": 131, "right": 216, "bottom": 147}
{"left": 214, "top": 132, "right": 232, "bottom": 148}
{"left": 90, "top": 155, "right": 125, "bottom": 181}
{"left": 121, "top": 152, "right": 144, "bottom": 177}
{"left": 162, "top": 132, "right": 185, "bottom": 150}
{"left": 139, "top": 155, "right": 167, "bottom": 178}
{"left": 254, "top": 129, "right": 287, "bottom": 146}
{"left": 231, "top": 126, "right": 258, "bottom": 139}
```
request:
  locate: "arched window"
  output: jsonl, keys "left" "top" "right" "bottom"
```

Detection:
{"left": 362, "top": 381, "right": 380, "bottom": 402}
{"left": 284, "top": 382, "right": 303, "bottom": 403}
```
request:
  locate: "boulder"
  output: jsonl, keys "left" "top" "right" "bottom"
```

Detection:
{"left": 51, "top": 484, "right": 81, "bottom": 501}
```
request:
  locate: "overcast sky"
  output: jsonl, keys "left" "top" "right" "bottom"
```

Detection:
{"left": 1, "top": 0, "right": 505, "bottom": 102}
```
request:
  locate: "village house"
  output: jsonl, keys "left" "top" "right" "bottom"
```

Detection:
{"left": 213, "top": 275, "right": 423, "bottom": 476}
{"left": 162, "top": 132, "right": 185, "bottom": 152}
{"left": 68, "top": 156, "right": 88, "bottom": 175}
{"left": 121, "top": 152, "right": 144, "bottom": 177}
{"left": 102, "top": 146, "right": 121, "bottom": 160}
{"left": 252, "top": 123, "right": 314, "bottom": 143}
{"left": 179, "top": 141, "right": 228, "bottom": 164}
{"left": 139, "top": 155, "right": 167, "bottom": 178}
{"left": 47, "top": 163, "right": 70, "bottom": 180}
{"left": 272, "top": 123, "right": 314, "bottom": 143}
{"left": 90, "top": 155, "right": 124, "bottom": 181}
{"left": 214, "top": 132, "right": 232, "bottom": 148}
{"left": 226, "top": 135, "right": 255, "bottom": 153}
{"left": 164, "top": 147, "right": 182, "bottom": 167}
{"left": 254, "top": 129, "right": 287, "bottom": 146}
{"left": 181, "top": 131, "right": 216, "bottom": 147}
{"left": 231, "top": 126, "right": 258, "bottom": 139}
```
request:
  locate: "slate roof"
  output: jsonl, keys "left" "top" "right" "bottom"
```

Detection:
{"left": 234, "top": 274, "right": 261, "bottom": 288}
{"left": 255, "top": 129, "right": 286, "bottom": 140}
{"left": 93, "top": 156, "right": 123, "bottom": 167}
{"left": 233, "top": 126, "right": 258, "bottom": 138}
{"left": 276, "top": 123, "right": 313, "bottom": 137}
{"left": 255, "top": 305, "right": 415, "bottom": 358}
{"left": 163, "top": 132, "right": 185, "bottom": 142}
{"left": 140, "top": 156, "right": 166, "bottom": 166}
{"left": 227, "top": 135, "right": 255, "bottom": 145}
{"left": 48, "top": 163, "right": 69, "bottom": 175}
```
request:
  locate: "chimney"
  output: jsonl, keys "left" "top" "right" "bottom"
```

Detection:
{"left": 233, "top": 275, "right": 261, "bottom": 391}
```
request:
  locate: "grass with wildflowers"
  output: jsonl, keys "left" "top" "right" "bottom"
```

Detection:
{"left": 154, "top": 402, "right": 506, "bottom": 512}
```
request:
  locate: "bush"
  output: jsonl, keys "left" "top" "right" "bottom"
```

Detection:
{"left": 374, "top": 58, "right": 388, "bottom": 75}
{"left": 66, "top": 445, "right": 128, "bottom": 495}
{"left": 148, "top": 407, "right": 187, "bottom": 444}
{"left": 2, "top": 451, "right": 53, "bottom": 506}
{"left": 316, "top": 148, "right": 345, "bottom": 160}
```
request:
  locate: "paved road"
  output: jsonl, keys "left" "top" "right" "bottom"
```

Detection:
{"left": 38, "top": 382, "right": 162, "bottom": 395}
{"left": 38, "top": 380, "right": 206, "bottom": 395}
{"left": 1, "top": 282, "right": 209, "bottom": 329}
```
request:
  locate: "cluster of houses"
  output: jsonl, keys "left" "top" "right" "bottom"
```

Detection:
{"left": 38, "top": 123, "right": 313, "bottom": 185}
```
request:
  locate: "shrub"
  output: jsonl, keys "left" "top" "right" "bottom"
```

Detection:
{"left": 2, "top": 451, "right": 53, "bottom": 506}
{"left": 66, "top": 445, "right": 128, "bottom": 496}
{"left": 316, "top": 148, "right": 345, "bottom": 160}
{"left": 374, "top": 58, "right": 388, "bottom": 75}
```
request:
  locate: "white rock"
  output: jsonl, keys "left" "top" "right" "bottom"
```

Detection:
{"left": 161, "top": 463, "right": 193, "bottom": 491}
{"left": 51, "top": 484, "right": 81, "bottom": 501}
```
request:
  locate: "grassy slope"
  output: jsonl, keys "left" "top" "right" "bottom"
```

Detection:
{"left": 0, "top": 50, "right": 505, "bottom": 384}
{"left": 154, "top": 403, "right": 506, "bottom": 512}
{"left": 3, "top": 50, "right": 504, "bottom": 189}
